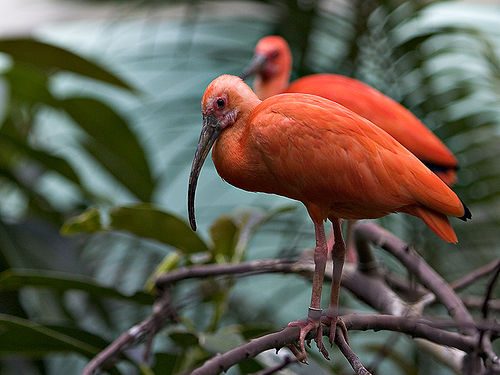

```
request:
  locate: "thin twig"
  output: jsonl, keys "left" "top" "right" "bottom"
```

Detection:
{"left": 480, "top": 262, "right": 500, "bottom": 321}
{"left": 157, "top": 255, "right": 407, "bottom": 316}
{"left": 367, "top": 332, "right": 400, "bottom": 372}
{"left": 354, "top": 222, "right": 477, "bottom": 336}
{"left": 190, "top": 313, "right": 480, "bottom": 375}
{"left": 335, "top": 326, "right": 372, "bottom": 375}
{"left": 252, "top": 356, "right": 297, "bottom": 375}
{"left": 462, "top": 296, "right": 500, "bottom": 312}
{"left": 84, "top": 235, "right": 498, "bottom": 374}
{"left": 82, "top": 292, "right": 175, "bottom": 375}
{"left": 477, "top": 262, "right": 500, "bottom": 370}
{"left": 155, "top": 259, "right": 297, "bottom": 289}
{"left": 452, "top": 259, "right": 500, "bottom": 292}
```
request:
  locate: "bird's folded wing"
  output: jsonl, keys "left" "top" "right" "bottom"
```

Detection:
{"left": 248, "top": 94, "right": 464, "bottom": 218}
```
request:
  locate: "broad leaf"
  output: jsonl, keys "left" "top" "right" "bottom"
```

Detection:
{"left": 59, "top": 97, "right": 154, "bottom": 201}
{"left": 169, "top": 330, "right": 199, "bottom": 348}
{"left": 200, "top": 327, "right": 244, "bottom": 354}
{"left": 209, "top": 216, "right": 238, "bottom": 262}
{"left": 0, "top": 128, "right": 81, "bottom": 185}
{"left": 0, "top": 314, "right": 99, "bottom": 357}
{"left": 2, "top": 63, "right": 55, "bottom": 106}
{"left": 0, "top": 269, "right": 154, "bottom": 305}
{"left": 109, "top": 204, "right": 208, "bottom": 253}
{"left": 0, "top": 38, "right": 134, "bottom": 91}
{"left": 61, "top": 208, "right": 101, "bottom": 235}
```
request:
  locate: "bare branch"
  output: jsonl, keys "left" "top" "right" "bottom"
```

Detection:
{"left": 84, "top": 227, "right": 498, "bottom": 374}
{"left": 252, "top": 356, "right": 297, "bottom": 375}
{"left": 463, "top": 296, "right": 500, "bottom": 312}
{"left": 156, "top": 254, "right": 408, "bottom": 316}
{"left": 82, "top": 292, "right": 176, "bottom": 375}
{"left": 190, "top": 313, "right": 479, "bottom": 375}
{"left": 480, "top": 262, "right": 500, "bottom": 321}
{"left": 155, "top": 259, "right": 297, "bottom": 289}
{"left": 451, "top": 259, "right": 500, "bottom": 292}
{"left": 477, "top": 262, "right": 500, "bottom": 371}
{"left": 335, "top": 326, "right": 372, "bottom": 375}
{"left": 353, "top": 226, "right": 379, "bottom": 276}
{"left": 354, "top": 222, "right": 477, "bottom": 336}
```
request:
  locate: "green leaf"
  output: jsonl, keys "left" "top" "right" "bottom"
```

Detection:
{"left": 61, "top": 207, "right": 101, "bottom": 235}
{"left": 0, "top": 38, "right": 135, "bottom": 92}
{"left": 0, "top": 314, "right": 99, "bottom": 357}
{"left": 2, "top": 63, "right": 55, "bottom": 105}
{"left": 145, "top": 252, "right": 182, "bottom": 292}
{"left": 169, "top": 331, "right": 199, "bottom": 349}
{"left": 0, "top": 127, "right": 81, "bottom": 185}
{"left": 109, "top": 204, "right": 208, "bottom": 253}
{"left": 239, "top": 324, "right": 274, "bottom": 340}
{"left": 209, "top": 216, "right": 238, "bottom": 262}
{"left": 0, "top": 269, "right": 154, "bottom": 305}
{"left": 59, "top": 97, "right": 154, "bottom": 201}
{"left": 233, "top": 205, "right": 296, "bottom": 262}
{"left": 151, "top": 353, "right": 178, "bottom": 375}
{"left": 238, "top": 358, "right": 265, "bottom": 373}
{"left": 200, "top": 327, "right": 244, "bottom": 354}
{"left": 0, "top": 166, "right": 61, "bottom": 223}
{"left": 44, "top": 324, "right": 110, "bottom": 350}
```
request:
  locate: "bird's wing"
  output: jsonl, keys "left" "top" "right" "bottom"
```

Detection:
{"left": 286, "top": 74, "right": 458, "bottom": 173}
{"left": 248, "top": 94, "right": 464, "bottom": 218}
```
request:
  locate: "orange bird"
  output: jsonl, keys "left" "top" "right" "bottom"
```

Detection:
{"left": 241, "top": 35, "right": 458, "bottom": 185}
{"left": 188, "top": 75, "right": 470, "bottom": 358}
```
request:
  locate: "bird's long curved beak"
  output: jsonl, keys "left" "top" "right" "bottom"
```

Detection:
{"left": 240, "top": 53, "right": 267, "bottom": 80}
{"left": 188, "top": 114, "right": 221, "bottom": 231}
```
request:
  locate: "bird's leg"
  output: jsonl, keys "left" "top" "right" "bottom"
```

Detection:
{"left": 288, "top": 220, "right": 329, "bottom": 360}
{"left": 327, "top": 218, "right": 348, "bottom": 346}
{"left": 345, "top": 219, "right": 358, "bottom": 264}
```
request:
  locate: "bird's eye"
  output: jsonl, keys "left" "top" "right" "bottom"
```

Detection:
{"left": 269, "top": 50, "right": 280, "bottom": 60}
{"left": 216, "top": 98, "right": 225, "bottom": 109}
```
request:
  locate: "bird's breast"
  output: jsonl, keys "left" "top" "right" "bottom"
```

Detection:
{"left": 212, "top": 131, "right": 277, "bottom": 194}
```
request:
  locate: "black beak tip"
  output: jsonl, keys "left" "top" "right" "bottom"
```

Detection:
{"left": 189, "top": 218, "right": 197, "bottom": 231}
{"left": 239, "top": 71, "right": 250, "bottom": 81}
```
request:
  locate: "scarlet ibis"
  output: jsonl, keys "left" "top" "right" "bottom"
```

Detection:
{"left": 188, "top": 75, "right": 470, "bottom": 358}
{"left": 241, "top": 35, "right": 458, "bottom": 185}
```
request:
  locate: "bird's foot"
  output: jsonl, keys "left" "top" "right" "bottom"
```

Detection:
{"left": 325, "top": 314, "right": 348, "bottom": 346}
{"left": 288, "top": 308, "right": 330, "bottom": 360}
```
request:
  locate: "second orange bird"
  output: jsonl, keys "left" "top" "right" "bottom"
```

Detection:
{"left": 188, "top": 75, "right": 470, "bottom": 358}
{"left": 241, "top": 35, "right": 458, "bottom": 185}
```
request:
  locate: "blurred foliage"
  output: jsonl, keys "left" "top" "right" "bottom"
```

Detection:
{"left": 0, "top": 0, "right": 499, "bottom": 374}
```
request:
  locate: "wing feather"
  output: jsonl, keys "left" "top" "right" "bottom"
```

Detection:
{"left": 247, "top": 94, "right": 464, "bottom": 219}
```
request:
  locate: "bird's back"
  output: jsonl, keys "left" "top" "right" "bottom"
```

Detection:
{"left": 286, "top": 74, "right": 457, "bottom": 184}
{"left": 245, "top": 93, "right": 465, "bottom": 234}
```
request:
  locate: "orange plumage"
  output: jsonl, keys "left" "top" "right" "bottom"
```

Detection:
{"left": 207, "top": 77, "right": 466, "bottom": 242}
{"left": 244, "top": 36, "right": 458, "bottom": 185}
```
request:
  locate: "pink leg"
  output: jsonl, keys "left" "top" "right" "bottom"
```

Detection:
{"left": 327, "top": 218, "right": 348, "bottom": 345}
{"left": 288, "top": 220, "right": 329, "bottom": 360}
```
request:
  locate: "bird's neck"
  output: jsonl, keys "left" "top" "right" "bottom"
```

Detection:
{"left": 254, "top": 68, "right": 290, "bottom": 100}
{"left": 212, "top": 99, "right": 262, "bottom": 191}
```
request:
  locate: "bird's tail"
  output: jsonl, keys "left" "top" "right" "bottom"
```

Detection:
{"left": 408, "top": 206, "right": 458, "bottom": 243}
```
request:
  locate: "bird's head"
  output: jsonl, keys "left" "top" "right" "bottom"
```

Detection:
{"left": 188, "top": 75, "right": 258, "bottom": 231}
{"left": 241, "top": 35, "right": 292, "bottom": 83}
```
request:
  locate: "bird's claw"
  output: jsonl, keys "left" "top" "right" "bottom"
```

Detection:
{"left": 287, "top": 342, "right": 308, "bottom": 364}
{"left": 326, "top": 315, "right": 348, "bottom": 346}
{"left": 288, "top": 318, "right": 330, "bottom": 361}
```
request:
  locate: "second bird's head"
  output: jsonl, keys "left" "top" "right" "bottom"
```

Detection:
{"left": 240, "top": 35, "right": 292, "bottom": 83}
{"left": 188, "top": 75, "right": 258, "bottom": 231}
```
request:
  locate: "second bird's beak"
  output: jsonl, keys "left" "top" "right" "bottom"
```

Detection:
{"left": 240, "top": 53, "right": 267, "bottom": 80}
{"left": 188, "top": 114, "right": 221, "bottom": 231}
